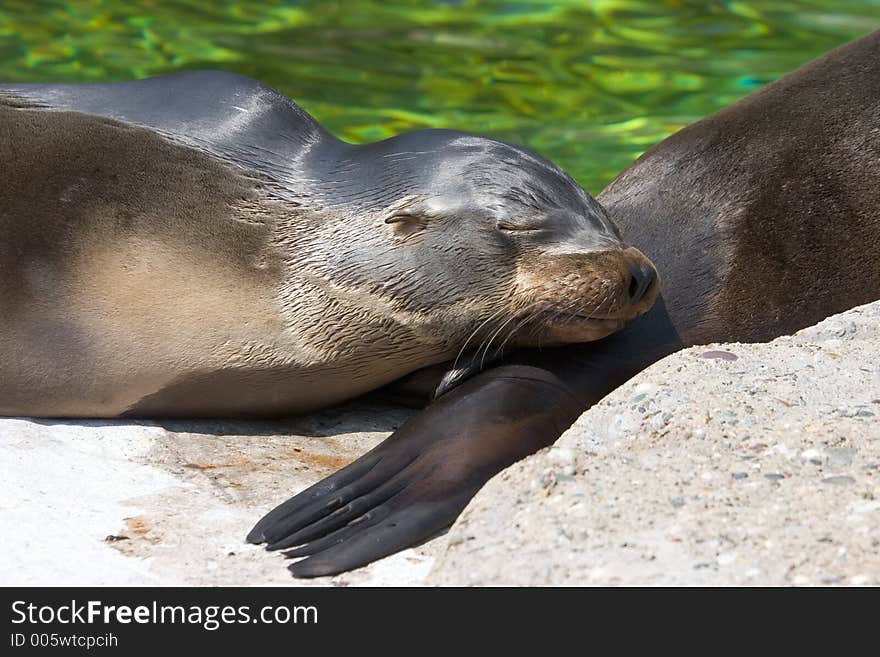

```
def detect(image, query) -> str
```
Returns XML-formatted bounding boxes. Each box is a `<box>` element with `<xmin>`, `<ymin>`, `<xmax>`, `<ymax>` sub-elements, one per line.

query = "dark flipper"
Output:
<box><xmin>247</xmin><ymin>365</ymin><xmax>585</xmax><ymax>578</ymax></box>
<box><xmin>250</xmin><ymin>303</ymin><xmax>680</xmax><ymax>578</ymax></box>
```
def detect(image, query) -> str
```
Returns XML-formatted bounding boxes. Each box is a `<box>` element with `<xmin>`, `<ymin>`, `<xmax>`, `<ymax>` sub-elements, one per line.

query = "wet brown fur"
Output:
<box><xmin>602</xmin><ymin>31</ymin><xmax>880</xmax><ymax>344</ymax></box>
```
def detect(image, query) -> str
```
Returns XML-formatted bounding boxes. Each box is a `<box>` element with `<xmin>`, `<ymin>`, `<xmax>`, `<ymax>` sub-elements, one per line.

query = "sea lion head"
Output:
<box><xmin>296</xmin><ymin>129</ymin><xmax>659</xmax><ymax>364</ymax></box>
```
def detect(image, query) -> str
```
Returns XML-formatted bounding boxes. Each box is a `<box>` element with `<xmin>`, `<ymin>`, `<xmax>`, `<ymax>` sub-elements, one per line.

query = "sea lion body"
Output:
<box><xmin>0</xmin><ymin>73</ymin><xmax>657</xmax><ymax>417</ymax></box>
<box><xmin>603</xmin><ymin>30</ymin><xmax>880</xmax><ymax>347</ymax></box>
<box><xmin>1</xmin><ymin>97</ymin><xmax>305</xmax><ymax>417</ymax></box>
<box><xmin>249</xmin><ymin>30</ymin><xmax>880</xmax><ymax>577</ymax></box>
<box><xmin>521</xmin><ymin>26</ymin><xmax>880</xmax><ymax>386</ymax></box>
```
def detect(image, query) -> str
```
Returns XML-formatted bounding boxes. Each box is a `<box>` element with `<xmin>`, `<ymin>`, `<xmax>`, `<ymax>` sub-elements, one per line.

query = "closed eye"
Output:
<box><xmin>385</xmin><ymin>212</ymin><xmax>424</xmax><ymax>225</ymax></box>
<box><xmin>496</xmin><ymin>221</ymin><xmax>543</xmax><ymax>232</ymax></box>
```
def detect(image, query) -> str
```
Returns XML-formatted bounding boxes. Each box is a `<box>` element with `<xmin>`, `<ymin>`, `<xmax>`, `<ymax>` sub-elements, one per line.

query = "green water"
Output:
<box><xmin>1</xmin><ymin>1</ymin><xmax>878</xmax><ymax>192</ymax></box>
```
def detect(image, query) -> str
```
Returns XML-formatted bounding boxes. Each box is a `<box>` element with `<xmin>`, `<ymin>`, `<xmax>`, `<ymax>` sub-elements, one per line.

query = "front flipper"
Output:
<box><xmin>247</xmin><ymin>365</ymin><xmax>584</xmax><ymax>578</ymax></box>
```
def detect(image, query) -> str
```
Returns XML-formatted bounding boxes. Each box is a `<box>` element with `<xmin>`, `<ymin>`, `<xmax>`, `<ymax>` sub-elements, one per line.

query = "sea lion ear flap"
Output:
<box><xmin>381</xmin><ymin>196</ymin><xmax>430</xmax><ymax>231</ymax></box>
<box><xmin>383</xmin><ymin>209</ymin><xmax>423</xmax><ymax>225</ymax></box>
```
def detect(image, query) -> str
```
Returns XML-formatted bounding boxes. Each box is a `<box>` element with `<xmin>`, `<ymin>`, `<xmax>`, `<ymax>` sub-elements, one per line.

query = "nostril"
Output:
<box><xmin>628</xmin><ymin>270</ymin><xmax>641</xmax><ymax>300</ymax></box>
<box><xmin>628</xmin><ymin>260</ymin><xmax>657</xmax><ymax>304</ymax></box>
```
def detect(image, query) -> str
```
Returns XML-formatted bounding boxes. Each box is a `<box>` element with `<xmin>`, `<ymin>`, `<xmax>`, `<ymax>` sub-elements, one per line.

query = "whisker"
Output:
<box><xmin>494</xmin><ymin>305</ymin><xmax>554</xmax><ymax>356</ymax></box>
<box><xmin>450</xmin><ymin>305</ymin><xmax>509</xmax><ymax>372</ymax></box>
<box><xmin>478</xmin><ymin>299</ymin><xmax>546</xmax><ymax>370</ymax></box>
<box><xmin>451</xmin><ymin>276</ymin><xmax>623</xmax><ymax>372</ymax></box>
<box><xmin>449</xmin><ymin>282</ymin><xmax>548</xmax><ymax>372</ymax></box>
<box><xmin>495</xmin><ymin>287</ymin><xmax>607</xmax><ymax>359</ymax></box>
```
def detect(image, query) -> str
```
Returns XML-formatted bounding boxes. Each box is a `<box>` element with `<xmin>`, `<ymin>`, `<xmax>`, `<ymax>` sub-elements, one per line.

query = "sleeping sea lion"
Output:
<box><xmin>0</xmin><ymin>72</ymin><xmax>657</xmax><ymax>418</ymax></box>
<box><xmin>250</xmin><ymin>29</ymin><xmax>880</xmax><ymax>578</ymax></box>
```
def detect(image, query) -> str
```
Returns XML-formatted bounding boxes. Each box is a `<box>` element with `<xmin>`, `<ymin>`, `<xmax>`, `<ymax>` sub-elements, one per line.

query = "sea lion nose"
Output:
<box><xmin>627</xmin><ymin>258</ymin><xmax>657</xmax><ymax>304</ymax></box>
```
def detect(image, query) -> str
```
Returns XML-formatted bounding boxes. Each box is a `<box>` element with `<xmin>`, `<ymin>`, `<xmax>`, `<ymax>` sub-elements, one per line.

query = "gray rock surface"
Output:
<box><xmin>0</xmin><ymin>401</ymin><xmax>444</xmax><ymax>586</ymax></box>
<box><xmin>430</xmin><ymin>301</ymin><xmax>880</xmax><ymax>586</ymax></box>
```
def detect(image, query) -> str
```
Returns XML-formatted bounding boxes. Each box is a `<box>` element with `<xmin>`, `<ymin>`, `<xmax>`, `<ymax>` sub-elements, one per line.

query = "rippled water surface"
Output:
<box><xmin>1</xmin><ymin>1</ymin><xmax>878</xmax><ymax>192</ymax></box>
